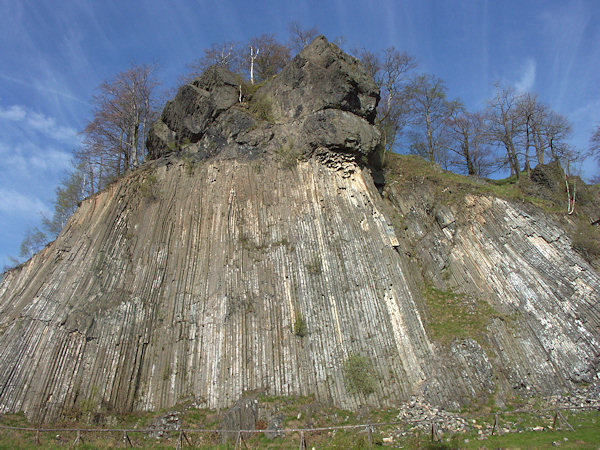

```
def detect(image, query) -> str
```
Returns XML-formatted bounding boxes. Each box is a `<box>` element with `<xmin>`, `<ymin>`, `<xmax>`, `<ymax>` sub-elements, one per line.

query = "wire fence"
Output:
<box><xmin>0</xmin><ymin>404</ymin><xmax>598</xmax><ymax>448</ymax></box>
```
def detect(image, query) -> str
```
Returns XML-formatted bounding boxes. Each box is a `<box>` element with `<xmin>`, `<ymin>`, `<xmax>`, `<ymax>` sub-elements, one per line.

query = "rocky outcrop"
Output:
<box><xmin>146</xmin><ymin>35</ymin><xmax>380</xmax><ymax>167</ymax></box>
<box><xmin>260</xmin><ymin>35</ymin><xmax>379</xmax><ymax>123</ymax></box>
<box><xmin>0</xmin><ymin>37</ymin><xmax>598</xmax><ymax>424</ymax></box>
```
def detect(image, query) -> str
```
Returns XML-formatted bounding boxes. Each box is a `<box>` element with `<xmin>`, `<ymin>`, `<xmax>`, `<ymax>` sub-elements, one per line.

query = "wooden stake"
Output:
<box><xmin>431</xmin><ymin>422</ymin><xmax>439</xmax><ymax>442</ymax></box>
<box><xmin>491</xmin><ymin>413</ymin><xmax>500</xmax><ymax>435</ymax></box>
<box><xmin>73</xmin><ymin>429</ymin><xmax>83</xmax><ymax>445</ymax></box>
<box><xmin>234</xmin><ymin>431</ymin><xmax>249</xmax><ymax>450</ymax></box>
<box><xmin>122</xmin><ymin>431</ymin><xmax>133</xmax><ymax>447</ymax></box>
<box><xmin>299</xmin><ymin>430</ymin><xmax>307</xmax><ymax>449</ymax></box>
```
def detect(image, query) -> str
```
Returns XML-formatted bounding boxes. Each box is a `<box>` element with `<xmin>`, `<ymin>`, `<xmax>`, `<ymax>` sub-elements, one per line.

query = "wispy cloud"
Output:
<box><xmin>0</xmin><ymin>73</ymin><xmax>88</xmax><ymax>107</ymax></box>
<box><xmin>0</xmin><ymin>104</ymin><xmax>79</xmax><ymax>142</ymax></box>
<box><xmin>0</xmin><ymin>188</ymin><xmax>50</xmax><ymax>216</ymax></box>
<box><xmin>0</xmin><ymin>141</ymin><xmax>73</xmax><ymax>175</ymax></box>
<box><xmin>514</xmin><ymin>58</ymin><xmax>536</xmax><ymax>93</ymax></box>
<box><xmin>0</xmin><ymin>105</ymin><xmax>27</xmax><ymax>121</ymax></box>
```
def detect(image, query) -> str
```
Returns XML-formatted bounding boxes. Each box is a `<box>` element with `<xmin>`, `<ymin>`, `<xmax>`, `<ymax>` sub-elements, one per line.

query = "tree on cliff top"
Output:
<box><xmin>80</xmin><ymin>64</ymin><xmax>159</xmax><ymax>194</ymax></box>
<box><xmin>590</xmin><ymin>126</ymin><xmax>600</xmax><ymax>182</ymax></box>
<box><xmin>356</xmin><ymin>46</ymin><xmax>417</xmax><ymax>163</ymax></box>
<box><xmin>288</xmin><ymin>21</ymin><xmax>319</xmax><ymax>53</ymax></box>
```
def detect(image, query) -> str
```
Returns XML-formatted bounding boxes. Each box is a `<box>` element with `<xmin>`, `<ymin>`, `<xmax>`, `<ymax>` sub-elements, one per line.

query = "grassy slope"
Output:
<box><xmin>1</xmin><ymin>398</ymin><xmax>598</xmax><ymax>448</ymax></box>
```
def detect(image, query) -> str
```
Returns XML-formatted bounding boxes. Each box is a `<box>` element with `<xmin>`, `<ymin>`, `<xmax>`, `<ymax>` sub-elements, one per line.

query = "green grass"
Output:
<box><xmin>422</xmin><ymin>283</ymin><xmax>499</xmax><ymax>345</ymax></box>
<box><xmin>248</xmin><ymin>94</ymin><xmax>274</xmax><ymax>123</ymax></box>
<box><xmin>131</xmin><ymin>171</ymin><xmax>159</xmax><ymax>201</ymax></box>
<box><xmin>1</xmin><ymin>403</ymin><xmax>597</xmax><ymax>449</ymax></box>
<box><xmin>343</xmin><ymin>354</ymin><xmax>376</xmax><ymax>395</ymax></box>
<box><xmin>275</xmin><ymin>140</ymin><xmax>302</xmax><ymax>169</ymax></box>
<box><xmin>450</xmin><ymin>410</ymin><xmax>600</xmax><ymax>449</ymax></box>
<box><xmin>305</xmin><ymin>256</ymin><xmax>322</xmax><ymax>275</ymax></box>
<box><xmin>383</xmin><ymin>154</ymin><xmax>585</xmax><ymax>213</ymax></box>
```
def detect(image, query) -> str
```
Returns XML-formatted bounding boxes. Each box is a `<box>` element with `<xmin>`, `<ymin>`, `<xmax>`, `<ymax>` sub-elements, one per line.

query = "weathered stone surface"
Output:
<box><xmin>146</xmin><ymin>36</ymin><xmax>381</xmax><ymax>163</ymax></box>
<box><xmin>260</xmin><ymin>35</ymin><xmax>379</xmax><ymax>122</ymax></box>
<box><xmin>1</xmin><ymin>154</ymin><xmax>598</xmax><ymax>424</ymax></box>
<box><xmin>147</xmin><ymin>66</ymin><xmax>241</xmax><ymax>158</ymax></box>
<box><xmin>301</xmin><ymin>109</ymin><xmax>380</xmax><ymax>154</ymax></box>
<box><xmin>384</xmin><ymin>181</ymin><xmax>600</xmax><ymax>405</ymax></box>
<box><xmin>220</xmin><ymin>396</ymin><xmax>258</xmax><ymax>441</ymax></box>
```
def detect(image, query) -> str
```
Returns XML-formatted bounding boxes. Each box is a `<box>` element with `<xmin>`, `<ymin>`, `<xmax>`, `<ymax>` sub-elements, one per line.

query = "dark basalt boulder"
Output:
<box><xmin>301</xmin><ymin>109</ymin><xmax>380</xmax><ymax>155</ymax></box>
<box><xmin>147</xmin><ymin>66</ymin><xmax>241</xmax><ymax>159</ymax></box>
<box><xmin>260</xmin><ymin>35</ymin><xmax>379</xmax><ymax>123</ymax></box>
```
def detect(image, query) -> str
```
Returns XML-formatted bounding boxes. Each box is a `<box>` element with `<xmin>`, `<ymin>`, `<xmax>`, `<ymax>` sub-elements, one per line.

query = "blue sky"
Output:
<box><xmin>1</xmin><ymin>0</ymin><xmax>599</xmax><ymax>269</ymax></box>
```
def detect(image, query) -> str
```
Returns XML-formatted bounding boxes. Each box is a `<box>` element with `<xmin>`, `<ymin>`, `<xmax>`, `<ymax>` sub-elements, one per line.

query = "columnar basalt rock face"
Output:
<box><xmin>384</xmin><ymin>183</ymin><xmax>600</xmax><ymax>403</ymax></box>
<box><xmin>0</xmin><ymin>37</ymin><xmax>599</xmax><ymax>423</ymax></box>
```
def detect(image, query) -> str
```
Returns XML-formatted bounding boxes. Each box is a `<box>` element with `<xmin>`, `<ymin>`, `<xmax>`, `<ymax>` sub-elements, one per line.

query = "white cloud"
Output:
<box><xmin>29</xmin><ymin>148</ymin><xmax>72</xmax><ymax>170</ymax></box>
<box><xmin>0</xmin><ymin>141</ymin><xmax>73</xmax><ymax>173</ymax></box>
<box><xmin>0</xmin><ymin>105</ymin><xmax>26</xmax><ymax>121</ymax></box>
<box><xmin>514</xmin><ymin>59</ymin><xmax>536</xmax><ymax>93</ymax></box>
<box><xmin>0</xmin><ymin>188</ymin><xmax>50</xmax><ymax>216</ymax></box>
<box><xmin>0</xmin><ymin>104</ymin><xmax>78</xmax><ymax>143</ymax></box>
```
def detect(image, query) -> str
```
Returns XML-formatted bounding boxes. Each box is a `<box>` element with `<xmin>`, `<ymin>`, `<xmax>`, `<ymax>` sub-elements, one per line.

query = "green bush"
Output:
<box><xmin>294</xmin><ymin>311</ymin><xmax>307</xmax><ymax>337</ymax></box>
<box><xmin>343</xmin><ymin>354</ymin><xmax>376</xmax><ymax>395</ymax></box>
<box><xmin>276</xmin><ymin>140</ymin><xmax>302</xmax><ymax>169</ymax></box>
<box><xmin>571</xmin><ymin>222</ymin><xmax>600</xmax><ymax>260</ymax></box>
<box><xmin>138</xmin><ymin>173</ymin><xmax>159</xmax><ymax>200</ymax></box>
<box><xmin>306</xmin><ymin>256</ymin><xmax>322</xmax><ymax>275</ymax></box>
<box><xmin>182</xmin><ymin>154</ymin><xmax>196</xmax><ymax>176</ymax></box>
<box><xmin>249</xmin><ymin>94</ymin><xmax>274</xmax><ymax>122</ymax></box>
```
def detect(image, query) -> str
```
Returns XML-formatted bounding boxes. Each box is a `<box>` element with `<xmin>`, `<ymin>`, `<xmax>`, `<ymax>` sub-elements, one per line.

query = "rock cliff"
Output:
<box><xmin>0</xmin><ymin>37</ymin><xmax>598</xmax><ymax>423</ymax></box>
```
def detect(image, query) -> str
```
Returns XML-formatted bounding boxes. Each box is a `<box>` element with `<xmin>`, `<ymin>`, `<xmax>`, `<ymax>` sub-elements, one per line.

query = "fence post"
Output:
<box><xmin>555</xmin><ymin>408</ymin><xmax>574</xmax><ymax>431</ymax></box>
<box><xmin>122</xmin><ymin>431</ymin><xmax>133</xmax><ymax>447</ymax></box>
<box><xmin>73</xmin><ymin>429</ymin><xmax>83</xmax><ymax>445</ymax></box>
<box><xmin>234</xmin><ymin>430</ymin><xmax>249</xmax><ymax>449</ymax></box>
<box><xmin>431</xmin><ymin>422</ymin><xmax>439</xmax><ymax>442</ymax></box>
<box><xmin>35</xmin><ymin>429</ymin><xmax>40</xmax><ymax>445</ymax></box>
<box><xmin>367</xmin><ymin>425</ymin><xmax>373</xmax><ymax>447</ymax></box>
<box><xmin>176</xmin><ymin>430</ymin><xmax>183</xmax><ymax>449</ymax></box>
<box><xmin>491</xmin><ymin>413</ymin><xmax>499</xmax><ymax>435</ymax></box>
<box><xmin>182</xmin><ymin>430</ymin><xmax>192</xmax><ymax>447</ymax></box>
<box><xmin>299</xmin><ymin>430</ymin><xmax>307</xmax><ymax>450</ymax></box>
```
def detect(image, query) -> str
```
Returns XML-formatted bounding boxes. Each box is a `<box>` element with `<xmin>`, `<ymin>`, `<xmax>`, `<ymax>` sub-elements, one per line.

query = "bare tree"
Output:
<box><xmin>247</xmin><ymin>34</ymin><xmax>290</xmax><ymax>83</ymax></box>
<box><xmin>355</xmin><ymin>48</ymin><xmax>380</xmax><ymax>80</ymax></box>
<box><xmin>378</xmin><ymin>48</ymin><xmax>417</xmax><ymax>162</ymax></box>
<box><xmin>516</xmin><ymin>92</ymin><xmax>540</xmax><ymax>175</ymax></box>
<box><xmin>184</xmin><ymin>41</ymin><xmax>241</xmax><ymax>81</ymax></box>
<box><xmin>544</xmin><ymin>110</ymin><xmax>572</xmax><ymax>162</ymax></box>
<box><xmin>406</xmin><ymin>74</ymin><xmax>459</xmax><ymax>165</ymax></box>
<box><xmin>249</xmin><ymin>46</ymin><xmax>259</xmax><ymax>85</ymax></box>
<box><xmin>356</xmin><ymin>47</ymin><xmax>417</xmax><ymax>163</ymax></box>
<box><xmin>288</xmin><ymin>22</ymin><xmax>319</xmax><ymax>53</ymax></box>
<box><xmin>446</xmin><ymin>109</ymin><xmax>493</xmax><ymax>176</ymax></box>
<box><xmin>82</xmin><ymin>64</ymin><xmax>159</xmax><ymax>184</ymax></box>
<box><xmin>19</xmin><ymin>227</ymin><xmax>48</xmax><ymax>260</ymax></box>
<box><xmin>486</xmin><ymin>84</ymin><xmax>523</xmax><ymax>179</ymax></box>
<box><xmin>590</xmin><ymin>126</ymin><xmax>600</xmax><ymax>181</ymax></box>
<box><xmin>591</xmin><ymin>126</ymin><xmax>600</xmax><ymax>156</ymax></box>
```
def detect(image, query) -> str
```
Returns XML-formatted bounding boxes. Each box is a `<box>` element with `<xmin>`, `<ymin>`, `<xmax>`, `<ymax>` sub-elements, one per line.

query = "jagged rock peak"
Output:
<box><xmin>146</xmin><ymin>35</ymin><xmax>381</xmax><ymax>164</ymax></box>
<box><xmin>261</xmin><ymin>35</ymin><xmax>380</xmax><ymax>122</ymax></box>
